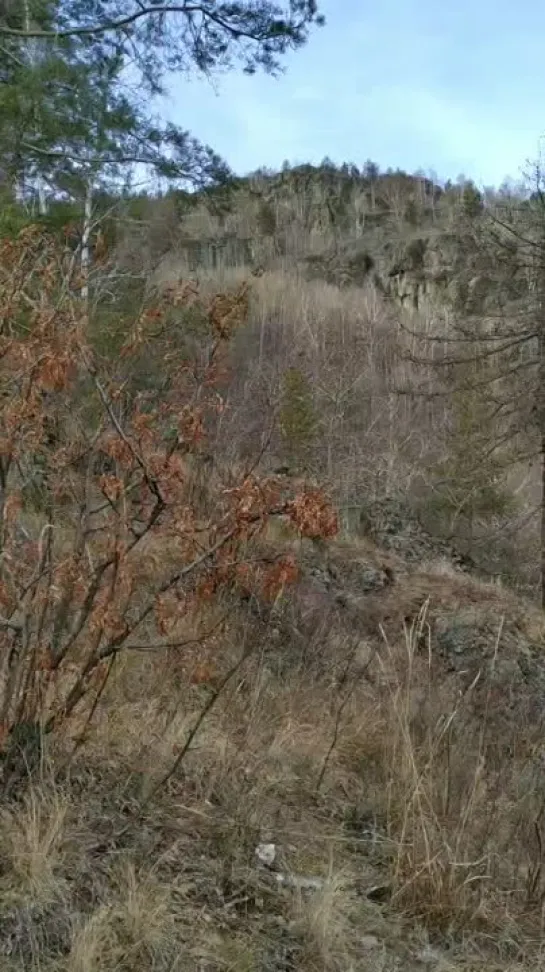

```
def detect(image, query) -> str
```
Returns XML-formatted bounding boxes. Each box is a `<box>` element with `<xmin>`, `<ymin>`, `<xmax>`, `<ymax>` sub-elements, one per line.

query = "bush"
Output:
<box><xmin>0</xmin><ymin>226</ymin><xmax>337</xmax><ymax>764</ymax></box>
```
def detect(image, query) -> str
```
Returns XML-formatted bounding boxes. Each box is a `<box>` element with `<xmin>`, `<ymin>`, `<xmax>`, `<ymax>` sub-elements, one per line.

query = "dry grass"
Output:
<box><xmin>0</xmin><ymin>786</ymin><xmax>72</xmax><ymax>908</ymax></box>
<box><xmin>1</xmin><ymin>544</ymin><xmax>545</xmax><ymax>971</ymax></box>
<box><xmin>380</xmin><ymin>608</ymin><xmax>498</xmax><ymax>929</ymax></box>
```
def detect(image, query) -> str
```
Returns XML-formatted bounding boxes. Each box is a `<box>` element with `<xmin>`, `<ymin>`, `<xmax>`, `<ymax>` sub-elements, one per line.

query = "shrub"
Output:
<box><xmin>0</xmin><ymin>226</ymin><xmax>337</xmax><ymax>762</ymax></box>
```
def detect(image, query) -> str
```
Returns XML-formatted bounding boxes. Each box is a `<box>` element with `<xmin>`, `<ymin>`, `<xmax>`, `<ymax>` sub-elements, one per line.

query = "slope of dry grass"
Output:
<box><xmin>2</xmin><ymin>529</ymin><xmax>545</xmax><ymax>971</ymax></box>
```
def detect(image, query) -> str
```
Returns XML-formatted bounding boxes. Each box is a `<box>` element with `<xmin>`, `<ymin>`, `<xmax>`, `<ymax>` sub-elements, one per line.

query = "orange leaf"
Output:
<box><xmin>286</xmin><ymin>490</ymin><xmax>338</xmax><ymax>540</ymax></box>
<box><xmin>99</xmin><ymin>474</ymin><xmax>125</xmax><ymax>502</ymax></box>
<box><xmin>190</xmin><ymin>662</ymin><xmax>216</xmax><ymax>685</ymax></box>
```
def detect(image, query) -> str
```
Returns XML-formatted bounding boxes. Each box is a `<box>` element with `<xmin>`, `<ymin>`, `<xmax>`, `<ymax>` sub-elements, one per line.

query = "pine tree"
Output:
<box><xmin>1</xmin><ymin>1</ymin><xmax>325</xmax><ymax>211</ymax></box>
<box><xmin>0</xmin><ymin>0</ymin><xmax>230</xmax><ymax>210</ymax></box>
<box><xmin>429</xmin><ymin>365</ymin><xmax>515</xmax><ymax>545</ymax></box>
<box><xmin>0</xmin><ymin>2</ymin><xmax>325</xmax><ymax>95</ymax></box>
<box><xmin>279</xmin><ymin>367</ymin><xmax>316</xmax><ymax>471</ymax></box>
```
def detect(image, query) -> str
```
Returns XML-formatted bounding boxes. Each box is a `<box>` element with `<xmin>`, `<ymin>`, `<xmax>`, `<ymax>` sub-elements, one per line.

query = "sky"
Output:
<box><xmin>160</xmin><ymin>0</ymin><xmax>545</xmax><ymax>190</ymax></box>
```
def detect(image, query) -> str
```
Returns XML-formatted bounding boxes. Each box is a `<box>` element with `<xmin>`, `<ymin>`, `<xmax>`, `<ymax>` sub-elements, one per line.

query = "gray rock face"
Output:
<box><xmin>301</xmin><ymin>224</ymin><xmax>528</xmax><ymax>318</ymax></box>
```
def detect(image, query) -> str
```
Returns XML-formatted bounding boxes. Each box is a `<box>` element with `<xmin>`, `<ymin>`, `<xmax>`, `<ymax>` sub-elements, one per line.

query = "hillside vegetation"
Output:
<box><xmin>2</xmin><ymin>159</ymin><xmax>545</xmax><ymax>972</ymax></box>
<box><xmin>105</xmin><ymin>161</ymin><xmax>541</xmax><ymax>598</ymax></box>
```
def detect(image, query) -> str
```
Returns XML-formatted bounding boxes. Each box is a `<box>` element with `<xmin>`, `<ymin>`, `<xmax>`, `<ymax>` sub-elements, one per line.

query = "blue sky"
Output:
<box><xmin>160</xmin><ymin>0</ymin><xmax>545</xmax><ymax>189</ymax></box>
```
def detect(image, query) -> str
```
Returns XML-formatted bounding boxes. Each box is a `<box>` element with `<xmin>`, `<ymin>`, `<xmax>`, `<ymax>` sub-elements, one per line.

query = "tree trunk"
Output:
<box><xmin>540</xmin><ymin>340</ymin><xmax>545</xmax><ymax>609</ymax></box>
<box><xmin>541</xmin><ymin>430</ymin><xmax>545</xmax><ymax>609</ymax></box>
<box><xmin>539</xmin><ymin>320</ymin><xmax>545</xmax><ymax>608</ymax></box>
<box><xmin>23</xmin><ymin>0</ymin><xmax>47</xmax><ymax>216</ymax></box>
<box><xmin>80</xmin><ymin>183</ymin><xmax>93</xmax><ymax>306</ymax></box>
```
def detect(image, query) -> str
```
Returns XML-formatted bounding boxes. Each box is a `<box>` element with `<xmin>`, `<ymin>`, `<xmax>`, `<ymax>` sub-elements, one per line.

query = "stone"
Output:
<box><xmin>256</xmin><ymin>842</ymin><xmax>277</xmax><ymax>868</ymax></box>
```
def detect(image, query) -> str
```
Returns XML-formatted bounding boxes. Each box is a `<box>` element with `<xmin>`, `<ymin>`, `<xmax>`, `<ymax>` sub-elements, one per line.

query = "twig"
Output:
<box><xmin>315</xmin><ymin>644</ymin><xmax>376</xmax><ymax>793</ymax></box>
<box><xmin>122</xmin><ymin>610</ymin><xmax>229</xmax><ymax>652</ymax></box>
<box><xmin>113</xmin><ymin>633</ymin><xmax>254</xmax><ymax>844</ymax></box>
<box><xmin>62</xmin><ymin>654</ymin><xmax>116</xmax><ymax>770</ymax></box>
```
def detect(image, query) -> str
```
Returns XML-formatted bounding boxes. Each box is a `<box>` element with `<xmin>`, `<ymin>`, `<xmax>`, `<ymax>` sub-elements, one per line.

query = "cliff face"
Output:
<box><xmin>303</xmin><ymin>226</ymin><xmax>527</xmax><ymax>316</ymax></box>
<box><xmin>146</xmin><ymin>166</ymin><xmax>527</xmax><ymax>320</ymax></box>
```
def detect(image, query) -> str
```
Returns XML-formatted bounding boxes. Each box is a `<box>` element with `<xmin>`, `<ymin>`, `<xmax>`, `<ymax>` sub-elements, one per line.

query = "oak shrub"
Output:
<box><xmin>0</xmin><ymin>226</ymin><xmax>337</xmax><ymax>762</ymax></box>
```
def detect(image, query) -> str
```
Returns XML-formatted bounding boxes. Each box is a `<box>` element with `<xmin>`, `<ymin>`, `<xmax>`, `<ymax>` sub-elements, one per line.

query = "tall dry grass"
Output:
<box><xmin>2</xmin><ymin>563</ymin><xmax>545</xmax><ymax>969</ymax></box>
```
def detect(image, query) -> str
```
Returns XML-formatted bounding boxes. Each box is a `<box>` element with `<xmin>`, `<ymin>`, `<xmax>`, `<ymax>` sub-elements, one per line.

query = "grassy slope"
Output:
<box><xmin>2</xmin><ymin>530</ymin><xmax>545</xmax><ymax>970</ymax></box>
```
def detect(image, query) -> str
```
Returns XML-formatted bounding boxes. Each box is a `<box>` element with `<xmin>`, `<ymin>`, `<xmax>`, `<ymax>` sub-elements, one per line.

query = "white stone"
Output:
<box><xmin>255</xmin><ymin>842</ymin><xmax>276</xmax><ymax>867</ymax></box>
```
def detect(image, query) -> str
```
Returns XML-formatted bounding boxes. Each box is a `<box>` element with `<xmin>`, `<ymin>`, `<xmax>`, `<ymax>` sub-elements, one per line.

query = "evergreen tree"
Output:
<box><xmin>407</xmin><ymin>159</ymin><xmax>545</xmax><ymax>604</ymax></box>
<box><xmin>279</xmin><ymin>367</ymin><xmax>316</xmax><ymax>471</ymax></box>
<box><xmin>0</xmin><ymin>2</ymin><xmax>324</xmax><ymax>94</ymax></box>
<box><xmin>0</xmin><ymin>0</ymin><xmax>229</xmax><ymax>209</ymax></box>
<box><xmin>1</xmin><ymin>1</ymin><xmax>324</xmax><ymax>210</ymax></box>
<box><xmin>429</xmin><ymin>366</ymin><xmax>515</xmax><ymax>545</ymax></box>
<box><xmin>461</xmin><ymin>180</ymin><xmax>484</xmax><ymax>219</ymax></box>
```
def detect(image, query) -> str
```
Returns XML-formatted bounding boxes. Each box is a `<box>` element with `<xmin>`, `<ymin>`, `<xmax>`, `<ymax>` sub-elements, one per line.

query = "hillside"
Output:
<box><xmin>1</xmin><ymin>166</ymin><xmax>544</xmax><ymax>971</ymax></box>
<box><xmin>116</xmin><ymin>164</ymin><xmax>526</xmax><ymax>315</ymax></box>
<box><xmin>125</xmin><ymin>162</ymin><xmax>539</xmax><ymax>595</ymax></box>
<box><xmin>6</xmin><ymin>0</ymin><xmax>545</xmax><ymax>967</ymax></box>
<box><xmin>2</xmin><ymin>522</ymin><xmax>545</xmax><ymax>971</ymax></box>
